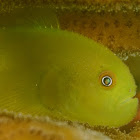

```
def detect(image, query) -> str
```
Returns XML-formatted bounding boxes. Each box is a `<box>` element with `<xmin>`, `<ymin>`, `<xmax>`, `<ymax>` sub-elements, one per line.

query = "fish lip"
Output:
<box><xmin>119</xmin><ymin>93</ymin><xmax>137</xmax><ymax>105</ymax></box>
<box><xmin>133</xmin><ymin>94</ymin><xmax>138</xmax><ymax>99</ymax></box>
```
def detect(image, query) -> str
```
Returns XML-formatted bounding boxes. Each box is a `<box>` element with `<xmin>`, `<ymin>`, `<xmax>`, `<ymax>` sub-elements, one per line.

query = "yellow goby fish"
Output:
<box><xmin>0</xmin><ymin>27</ymin><xmax>138</xmax><ymax>127</ymax></box>
<box><xmin>0</xmin><ymin>5</ymin><xmax>137</xmax><ymax>128</ymax></box>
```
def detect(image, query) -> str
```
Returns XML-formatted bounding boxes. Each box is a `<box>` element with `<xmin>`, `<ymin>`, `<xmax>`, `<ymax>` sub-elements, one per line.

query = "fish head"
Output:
<box><xmin>39</xmin><ymin>31</ymin><xmax>138</xmax><ymax>127</ymax></box>
<box><xmin>68</xmin><ymin>49</ymin><xmax>138</xmax><ymax>127</ymax></box>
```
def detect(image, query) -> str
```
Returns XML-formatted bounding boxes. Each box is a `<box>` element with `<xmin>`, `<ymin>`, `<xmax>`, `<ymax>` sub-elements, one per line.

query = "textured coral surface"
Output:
<box><xmin>0</xmin><ymin>0</ymin><xmax>140</xmax><ymax>53</ymax></box>
<box><xmin>0</xmin><ymin>0</ymin><xmax>140</xmax><ymax>52</ymax></box>
<box><xmin>0</xmin><ymin>115</ymin><xmax>110</xmax><ymax>140</ymax></box>
<box><xmin>0</xmin><ymin>114</ymin><xmax>140</xmax><ymax>140</ymax></box>
<box><xmin>58</xmin><ymin>11</ymin><xmax>140</xmax><ymax>53</ymax></box>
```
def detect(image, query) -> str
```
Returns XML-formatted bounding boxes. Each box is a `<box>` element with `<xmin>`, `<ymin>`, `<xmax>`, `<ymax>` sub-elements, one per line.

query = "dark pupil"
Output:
<box><xmin>104</xmin><ymin>78</ymin><xmax>111</xmax><ymax>85</ymax></box>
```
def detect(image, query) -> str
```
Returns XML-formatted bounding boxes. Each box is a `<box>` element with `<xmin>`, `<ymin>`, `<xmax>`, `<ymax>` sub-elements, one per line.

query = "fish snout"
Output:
<box><xmin>119</xmin><ymin>92</ymin><xmax>137</xmax><ymax>105</ymax></box>
<box><xmin>132</xmin><ymin>93</ymin><xmax>140</xmax><ymax>121</ymax></box>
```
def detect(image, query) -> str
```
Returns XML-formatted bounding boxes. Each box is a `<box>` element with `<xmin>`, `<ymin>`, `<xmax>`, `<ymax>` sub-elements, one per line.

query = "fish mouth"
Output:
<box><xmin>119</xmin><ymin>93</ymin><xmax>138</xmax><ymax>105</ymax></box>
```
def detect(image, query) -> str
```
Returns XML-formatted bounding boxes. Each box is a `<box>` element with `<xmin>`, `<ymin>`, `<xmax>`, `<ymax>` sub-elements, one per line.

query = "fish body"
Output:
<box><xmin>0</xmin><ymin>28</ymin><xmax>137</xmax><ymax>127</ymax></box>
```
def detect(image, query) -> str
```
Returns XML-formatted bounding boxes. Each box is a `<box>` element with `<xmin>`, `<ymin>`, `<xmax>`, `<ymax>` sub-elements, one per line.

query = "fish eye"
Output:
<box><xmin>102</xmin><ymin>76</ymin><xmax>112</xmax><ymax>87</ymax></box>
<box><xmin>99</xmin><ymin>71</ymin><xmax>116</xmax><ymax>88</ymax></box>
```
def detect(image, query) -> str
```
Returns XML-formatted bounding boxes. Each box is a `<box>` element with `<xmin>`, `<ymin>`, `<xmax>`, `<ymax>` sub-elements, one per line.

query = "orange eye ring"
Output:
<box><xmin>99</xmin><ymin>71</ymin><xmax>116</xmax><ymax>89</ymax></box>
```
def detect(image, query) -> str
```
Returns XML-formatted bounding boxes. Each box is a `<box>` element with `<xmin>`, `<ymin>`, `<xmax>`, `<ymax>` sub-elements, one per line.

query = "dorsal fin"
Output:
<box><xmin>0</xmin><ymin>6</ymin><xmax>59</xmax><ymax>31</ymax></box>
<box><xmin>23</xmin><ymin>6</ymin><xmax>60</xmax><ymax>30</ymax></box>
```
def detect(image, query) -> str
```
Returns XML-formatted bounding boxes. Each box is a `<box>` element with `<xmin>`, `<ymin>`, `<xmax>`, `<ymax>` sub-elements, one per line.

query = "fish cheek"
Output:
<box><xmin>96</xmin><ymin>71</ymin><xmax>118</xmax><ymax>110</ymax></box>
<box><xmin>38</xmin><ymin>67</ymin><xmax>76</xmax><ymax>113</ymax></box>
